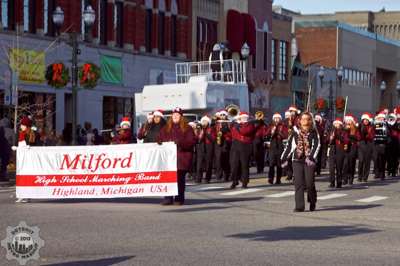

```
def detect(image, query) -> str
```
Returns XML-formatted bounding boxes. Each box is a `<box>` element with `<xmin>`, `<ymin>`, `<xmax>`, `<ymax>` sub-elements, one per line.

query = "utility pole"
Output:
<box><xmin>70</xmin><ymin>32</ymin><xmax>80</xmax><ymax>145</ymax></box>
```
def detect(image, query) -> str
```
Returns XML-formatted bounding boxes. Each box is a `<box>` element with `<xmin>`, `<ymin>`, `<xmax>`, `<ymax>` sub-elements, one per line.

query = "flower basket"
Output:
<box><xmin>45</xmin><ymin>63</ymin><xmax>69</xmax><ymax>88</ymax></box>
<box><xmin>79</xmin><ymin>62</ymin><xmax>100</xmax><ymax>89</ymax></box>
<box><xmin>336</xmin><ymin>96</ymin><xmax>346</xmax><ymax>112</ymax></box>
<box><xmin>314</xmin><ymin>97</ymin><xmax>328</xmax><ymax>112</ymax></box>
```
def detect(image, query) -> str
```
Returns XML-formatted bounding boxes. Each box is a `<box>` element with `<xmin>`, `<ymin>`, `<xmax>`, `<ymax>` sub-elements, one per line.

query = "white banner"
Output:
<box><xmin>16</xmin><ymin>143</ymin><xmax>178</xmax><ymax>199</ymax></box>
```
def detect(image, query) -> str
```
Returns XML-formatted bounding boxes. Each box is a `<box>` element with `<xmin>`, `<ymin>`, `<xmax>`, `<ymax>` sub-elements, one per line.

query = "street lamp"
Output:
<box><xmin>318</xmin><ymin>66</ymin><xmax>325</xmax><ymax>85</ymax></box>
<box><xmin>83</xmin><ymin>5</ymin><xmax>96</xmax><ymax>42</ymax></box>
<box><xmin>380</xmin><ymin>81</ymin><xmax>386</xmax><ymax>107</ymax></box>
<box><xmin>53</xmin><ymin>6</ymin><xmax>96</xmax><ymax>145</ymax></box>
<box><xmin>337</xmin><ymin>66</ymin><xmax>343</xmax><ymax>87</ymax></box>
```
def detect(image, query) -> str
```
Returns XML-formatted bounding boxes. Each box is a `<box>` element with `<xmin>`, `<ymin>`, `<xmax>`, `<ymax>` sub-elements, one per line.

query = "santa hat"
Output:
<box><xmin>153</xmin><ymin>110</ymin><xmax>164</xmax><ymax>117</ymax></box>
<box><xmin>284</xmin><ymin>110</ymin><xmax>291</xmax><ymax>119</ymax></box>
<box><xmin>272</xmin><ymin>113</ymin><xmax>282</xmax><ymax>120</ymax></box>
<box><xmin>344</xmin><ymin>114</ymin><xmax>356</xmax><ymax>123</ymax></box>
<box><xmin>333</xmin><ymin>118</ymin><xmax>343</xmax><ymax>126</ymax></box>
<box><xmin>20</xmin><ymin>116</ymin><xmax>32</xmax><ymax>127</ymax></box>
<box><xmin>375</xmin><ymin>112</ymin><xmax>386</xmax><ymax>120</ymax></box>
<box><xmin>188</xmin><ymin>122</ymin><xmax>196</xmax><ymax>127</ymax></box>
<box><xmin>172</xmin><ymin>107</ymin><xmax>183</xmax><ymax>115</ymax></box>
<box><xmin>120</xmin><ymin>117</ymin><xmax>131</xmax><ymax>128</ymax></box>
<box><xmin>236</xmin><ymin>111</ymin><xmax>249</xmax><ymax>119</ymax></box>
<box><xmin>218</xmin><ymin>109</ymin><xmax>228</xmax><ymax>116</ymax></box>
<box><xmin>200</xmin><ymin>115</ymin><xmax>211</xmax><ymax>124</ymax></box>
<box><xmin>147</xmin><ymin>112</ymin><xmax>154</xmax><ymax>119</ymax></box>
<box><xmin>361</xmin><ymin>113</ymin><xmax>373</xmax><ymax>122</ymax></box>
<box><xmin>288</xmin><ymin>105</ymin><xmax>297</xmax><ymax>112</ymax></box>
<box><xmin>315</xmin><ymin>114</ymin><xmax>322</xmax><ymax>122</ymax></box>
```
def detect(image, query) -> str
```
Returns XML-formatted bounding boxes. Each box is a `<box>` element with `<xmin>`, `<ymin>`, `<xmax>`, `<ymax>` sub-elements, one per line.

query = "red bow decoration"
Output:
<box><xmin>52</xmin><ymin>63</ymin><xmax>63</xmax><ymax>82</ymax></box>
<box><xmin>81</xmin><ymin>63</ymin><xmax>92</xmax><ymax>82</ymax></box>
<box><xmin>336</xmin><ymin>96</ymin><xmax>346</xmax><ymax>112</ymax></box>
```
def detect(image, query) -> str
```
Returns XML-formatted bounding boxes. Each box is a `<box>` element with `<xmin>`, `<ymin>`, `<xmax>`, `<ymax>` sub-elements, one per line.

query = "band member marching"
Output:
<box><xmin>253</xmin><ymin>111</ymin><xmax>268</xmax><ymax>174</ymax></box>
<box><xmin>387</xmin><ymin>113</ymin><xmax>399</xmax><ymax>177</ymax></box>
<box><xmin>373</xmin><ymin>112</ymin><xmax>389</xmax><ymax>180</ymax></box>
<box><xmin>214</xmin><ymin>110</ymin><xmax>232</xmax><ymax>181</ymax></box>
<box><xmin>230</xmin><ymin>111</ymin><xmax>256</xmax><ymax>189</ymax></box>
<box><xmin>314</xmin><ymin>114</ymin><xmax>328</xmax><ymax>176</ymax></box>
<box><xmin>265</xmin><ymin>113</ymin><xmax>288</xmax><ymax>185</ymax></box>
<box><xmin>343</xmin><ymin>114</ymin><xmax>360</xmax><ymax>185</ymax></box>
<box><xmin>358</xmin><ymin>113</ymin><xmax>375</xmax><ymax>182</ymax></box>
<box><xmin>328</xmin><ymin>118</ymin><xmax>350</xmax><ymax>188</ymax></box>
<box><xmin>281</xmin><ymin>112</ymin><xmax>320</xmax><ymax>212</ymax></box>
<box><xmin>195</xmin><ymin>115</ymin><xmax>216</xmax><ymax>183</ymax></box>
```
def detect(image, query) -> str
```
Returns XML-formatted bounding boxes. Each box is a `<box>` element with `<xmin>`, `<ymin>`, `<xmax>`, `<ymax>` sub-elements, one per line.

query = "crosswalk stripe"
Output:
<box><xmin>356</xmin><ymin>196</ymin><xmax>388</xmax><ymax>203</ymax></box>
<box><xmin>266</xmin><ymin>191</ymin><xmax>295</xmax><ymax>198</ymax></box>
<box><xmin>221</xmin><ymin>188</ymin><xmax>263</xmax><ymax>196</ymax></box>
<box><xmin>318</xmin><ymin>193</ymin><xmax>347</xmax><ymax>200</ymax></box>
<box><xmin>196</xmin><ymin>186</ymin><xmax>225</xmax><ymax>191</ymax></box>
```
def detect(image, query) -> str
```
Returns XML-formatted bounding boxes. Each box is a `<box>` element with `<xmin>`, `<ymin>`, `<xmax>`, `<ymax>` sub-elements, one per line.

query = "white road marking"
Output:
<box><xmin>318</xmin><ymin>193</ymin><xmax>347</xmax><ymax>200</ymax></box>
<box><xmin>356</xmin><ymin>196</ymin><xmax>388</xmax><ymax>203</ymax></box>
<box><xmin>266</xmin><ymin>191</ymin><xmax>295</xmax><ymax>198</ymax></box>
<box><xmin>221</xmin><ymin>188</ymin><xmax>263</xmax><ymax>196</ymax></box>
<box><xmin>196</xmin><ymin>186</ymin><xmax>225</xmax><ymax>191</ymax></box>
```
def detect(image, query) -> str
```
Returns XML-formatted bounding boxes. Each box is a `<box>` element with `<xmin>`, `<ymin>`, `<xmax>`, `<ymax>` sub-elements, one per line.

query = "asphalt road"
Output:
<box><xmin>0</xmin><ymin>172</ymin><xmax>399</xmax><ymax>266</ymax></box>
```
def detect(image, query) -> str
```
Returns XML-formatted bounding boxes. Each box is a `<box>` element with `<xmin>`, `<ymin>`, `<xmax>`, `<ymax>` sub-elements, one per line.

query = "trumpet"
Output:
<box><xmin>217</xmin><ymin>131</ymin><xmax>223</xmax><ymax>145</ymax></box>
<box><xmin>226</xmin><ymin>104</ymin><xmax>240</xmax><ymax>120</ymax></box>
<box><xmin>255</xmin><ymin>111</ymin><xmax>264</xmax><ymax>120</ymax></box>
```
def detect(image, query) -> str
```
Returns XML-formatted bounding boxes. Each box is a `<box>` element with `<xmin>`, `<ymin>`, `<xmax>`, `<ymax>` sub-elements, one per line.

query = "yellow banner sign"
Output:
<box><xmin>10</xmin><ymin>48</ymin><xmax>45</xmax><ymax>83</ymax></box>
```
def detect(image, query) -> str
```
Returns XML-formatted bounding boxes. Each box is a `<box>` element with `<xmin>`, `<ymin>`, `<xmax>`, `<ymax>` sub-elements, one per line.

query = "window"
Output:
<box><xmin>81</xmin><ymin>0</ymin><xmax>91</xmax><ymax>38</ymax></box>
<box><xmin>196</xmin><ymin>18</ymin><xmax>217</xmax><ymax>61</ymax></box>
<box><xmin>145</xmin><ymin>8</ymin><xmax>152</xmax><ymax>52</ymax></box>
<box><xmin>158</xmin><ymin>11</ymin><xmax>165</xmax><ymax>54</ymax></box>
<box><xmin>3</xmin><ymin>0</ymin><xmax>16</xmax><ymax>30</ymax></box>
<box><xmin>263</xmin><ymin>32</ymin><xmax>268</xmax><ymax>71</ymax></box>
<box><xmin>1</xmin><ymin>0</ymin><xmax>7</xmax><ymax>29</ymax></box>
<box><xmin>344</xmin><ymin>68</ymin><xmax>349</xmax><ymax>83</ymax></box>
<box><xmin>115</xmin><ymin>1</ymin><xmax>123</xmax><ymax>48</ymax></box>
<box><xmin>99</xmin><ymin>0</ymin><xmax>107</xmax><ymax>45</ymax></box>
<box><xmin>279</xmin><ymin>40</ymin><xmax>288</xmax><ymax>81</ymax></box>
<box><xmin>271</xmin><ymin>39</ymin><xmax>276</xmax><ymax>80</ymax></box>
<box><xmin>44</xmin><ymin>0</ymin><xmax>56</xmax><ymax>36</ymax></box>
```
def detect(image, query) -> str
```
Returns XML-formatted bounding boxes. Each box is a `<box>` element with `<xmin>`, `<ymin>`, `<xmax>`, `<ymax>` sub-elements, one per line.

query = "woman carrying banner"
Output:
<box><xmin>158</xmin><ymin>107</ymin><xmax>196</xmax><ymax>205</ymax></box>
<box><xmin>281</xmin><ymin>112</ymin><xmax>320</xmax><ymax>212</ymax></box>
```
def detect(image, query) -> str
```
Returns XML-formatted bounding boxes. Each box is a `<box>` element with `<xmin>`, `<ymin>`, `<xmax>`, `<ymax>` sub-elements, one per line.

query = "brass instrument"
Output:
<box><xmin>255</xmin><ymin>111</ymin><xmax>264</xmax><ymax>120</ymax></box>
<box><xmin>226</xmin><ymin>104</ymin><xmax>240</xmax><ymax>120</ymax></box>
<box><xmin>217</xmin><ymin>131</ymin><xmax>223</xmax><ymax>145</ymax></box>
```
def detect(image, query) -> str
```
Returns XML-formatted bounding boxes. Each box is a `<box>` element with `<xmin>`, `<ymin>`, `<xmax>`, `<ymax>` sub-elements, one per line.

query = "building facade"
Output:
<box><xmin>295</xmin><ymin>21</ymin><xmax>400</xmax><ymax>116</ymax></box>
<box><xmin>0</xmin><ymin>0</ymin><xmax>192</xmax><ymax>134</ymax></box>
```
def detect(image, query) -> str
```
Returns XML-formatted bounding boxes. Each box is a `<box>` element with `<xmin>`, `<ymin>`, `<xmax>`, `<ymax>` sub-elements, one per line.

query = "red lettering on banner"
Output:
<box><xmin>59</xmin><ymin>152</ymin><xmax>133</xmax><ymax>173</ymax></box>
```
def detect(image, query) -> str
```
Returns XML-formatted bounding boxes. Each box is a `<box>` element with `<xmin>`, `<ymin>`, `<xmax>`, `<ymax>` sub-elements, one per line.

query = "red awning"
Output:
<box><xmin>226</xmin><ymin>9</ymin><xmax>244</xmax><ymax>53</ymax></box>
<box><xmin>242</xmin><ymin>13</ymin><xmax>256</xmax><ymax>55</ymax></box>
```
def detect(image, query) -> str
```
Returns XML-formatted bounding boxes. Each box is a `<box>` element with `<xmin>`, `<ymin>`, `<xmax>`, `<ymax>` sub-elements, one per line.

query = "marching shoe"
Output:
<box><xmin>310</xmin><ymin>203</ymin><xmax>316</xmax><ymax>212</ymax></box>
<box><xmin>161</xmin><ymin>199</ymin><xmax>173</xmax><ymax>206</ymax></box>
<box><xmin>293</xmin><ymin>208</ymin><xmax>304</xmax><ymax>212</ymax></box>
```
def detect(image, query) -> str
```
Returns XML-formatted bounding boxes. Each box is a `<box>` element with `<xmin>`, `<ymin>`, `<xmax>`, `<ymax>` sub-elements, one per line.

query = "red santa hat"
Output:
<box><xmin>120</xmin><ymin>117</ymin><xmax>131</xmax><ymax>128</ymax></box>
<box><xmin>375</xmin><ymin>112</ymin><xmax>386</xmax><ymax>120</ymax></box>
<box><xmin>200</xmin><ymin>115</ymin><xmax>211</xmax><ymax>124</ymax></box>
<box><xmin>315</xmin><ymin>114</ymin><xmax>322</xmax><ymax>122</ymax></box>
<box><xmin>188</xmin><ymin>122</ymin><xmax>197</xmax><ymax>127</ymax></box>
<box><xmin>218</xmin><ymin>109</ymin><xmax>228</xmax><ymax>116</ymax></box>
<box><xmin>153</xmin><ymin>110</ymin><xmax>164</xmax><ymax>117</ymax></box>
<box><xmin>288</xmin><ymin>105</ymin><xmax>298</xmax><ymax>112</ymax></box>
<box><xmin>284</xmin><ymin>110</ymin><xmax>291</xmax><ymax>118</ymax></box>
<box><xmin>172</xmin><ymin>107</ymin><xmax>183</xmax><ymax>115</ymax></box>
<box><xmin>344</xmin><ymin>114</ymin><xmax>356</xmax><ymax>123</ymax></box>
<box><xmin>333</xmin><ymin>118</ymin><xmax>343</xmax><ymax>126</ymax></box>
<box><xmin>272</xmin><ymin>113</ymin><xmax>282</xmax><ymax>120</ymax></box>
<box><xmin>236</xmin><ymin>111</ymin><xmax>249</xmax><ymax>119</ymax></box>
<box><xmin>20</xmin><ymin>116</ymin><xmax>32</xmax><ymax>127</ymax></box>
<box><xmin>361</xmin><ymin>112</ymin><xmax>373</xmax><ymax>122</ymax></box>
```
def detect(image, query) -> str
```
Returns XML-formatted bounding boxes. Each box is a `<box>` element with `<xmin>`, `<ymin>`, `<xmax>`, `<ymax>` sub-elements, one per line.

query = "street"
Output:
<box><xmin>1</xmin><ymin>172</ymin><xmax>399</xmax><ymax>266</ymax></box>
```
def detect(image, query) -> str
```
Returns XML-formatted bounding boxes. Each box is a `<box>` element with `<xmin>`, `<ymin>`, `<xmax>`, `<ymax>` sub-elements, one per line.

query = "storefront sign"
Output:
<box><xmin>9</xmin><ymin>48</ymin><xmax>45</xmax><ymax>83</ymax></box>
<box><xmin>16</xmin><ymin>143</ymin><xmax>178</xmax><ymax>199</ymax></box>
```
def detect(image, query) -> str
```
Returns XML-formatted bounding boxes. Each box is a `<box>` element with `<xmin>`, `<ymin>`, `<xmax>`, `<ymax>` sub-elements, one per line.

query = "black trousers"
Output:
<box><xmin>165</xmin><ymin>170</ymin><xmax>186</xmax><ymax>203</ymax></box>
<box><xmin>215</xmin><ymin>144</ymin><xmax>231</xmax><ymax>180</ymax></box>
<box><xmin>343</xmin><ymin>145</ymin><xmax>357</xmax><ymax>183</ymax></box>
<box><xmin>253</xmin><ymin>139</ymin><xmax>265</xmax><ymax>173</ymax></box>
<box><xmin>268</xmin><ymin>152</ymin><xmax>282</xmax><ymax>182</ymax></box>
<box><xmin>334</xmin><ymin>148</ymin><xmax>346</xmax><ymax>185</ymax></box>
<box><xmin>358</xmin><ymin>142</ymin><xmax>373</xmax><ymax>180</ymax></box>
<box><xmin>230</xmin><ymin>141</ymin><xmax>252</xmax><ymax>184</ymax></box>
<box><xmin>374</xmin><ymin>144</ymin><xmax>386</xmax><ymax>179</ymax></box>
<box><xmin>196</xmin><ymin>143</ymin><xmax>214</xmax><ymax>182</ymax></box>
<box><xmin>386</xmin><ymin>141</ymin><xmax>399</xmax><ymax>176</ymax></box>
<box><xmin>328</xmin><ymin>146</ymin><xmax>336</xmax><ymax>184</ymax></box>
<box><xmin>293</xmin><ymin>161</ymin><xmax>317</xmax><ymax>211</ymax></box>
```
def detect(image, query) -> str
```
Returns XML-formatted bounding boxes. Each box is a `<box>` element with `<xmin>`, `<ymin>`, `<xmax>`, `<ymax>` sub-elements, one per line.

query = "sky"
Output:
<box><xmin>273</xmin><ymin>0</ymin><xmax>400</xmax><ymax>14</ymax></box>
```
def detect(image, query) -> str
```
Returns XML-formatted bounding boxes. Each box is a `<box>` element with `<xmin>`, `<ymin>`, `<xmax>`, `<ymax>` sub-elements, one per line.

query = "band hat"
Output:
<box><xmin>333</xmin><ymin>118</ymin><xmax>343</xmax><ymax>125</ymax></box>
<box><xmin>200</xmin><ymin>116</ymin><xmax>211</xmax><ymax>124</ymax></box>
<box><xmin>284</xmin><ymin>111</ymin><xmax>291</xmax><ymax>118</ymax></box>
<box><xmin>218</xmin><ymin>110</ymin><xmax>228</xmax><ymax>116</ymax></box>
<box><xmin>153</xmin><ymin>110</ymin><xmax>164</xmax><ymax>117</ymax></box>
<box><xmin>272</xmin><ymin>113</ymin><xmax>282</xmax><ymax>120</ymax></box>
<box><xmin>120</xmin><ymin>117</ymin><xmax>131</xmax><ymax>128</ymax></box>
<box><xmin>235</xmin><ymin>111</ymin><xmax>250</xmax><ymax>120</ymax></box>
<box><xmin>361</xmin><ymin>113</ymin><xmax>373</xmax><ymax>121</ymax></box>
<box><xmin>344</xmin><ymin>114</ymin><xmax>355</xmax><ymax>123</ymax></box>
<box><xmin>315</xmin><ymin>114</ymin><xmax>322</xmax><ymax>121</ymax></box>
<box><xmin>172</xmin><ymin>107</ymin><xmax>183</xmax><ymax>115</ymax></box>
<box><xmin>375</xmin><ymin>112</ymin><xmax>386</xmax><ymax>120</ymax></box>
<box><xmin>288</xmin><ymin>106</ymin><xmax>297</xmax><ymax>112</ymax></box>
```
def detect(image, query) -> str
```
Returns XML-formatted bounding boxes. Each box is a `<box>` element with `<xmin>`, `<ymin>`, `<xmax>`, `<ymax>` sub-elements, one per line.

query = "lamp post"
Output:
<box><xmin>380</xmin><ymin>81</ymin><xmax>386</xmax><ymax>108</ymax></box>
<box><xmin>336</xmin><ymin>66</ymin><xmax>343</xmax><ymax>119</ymax></box>
<box><xmin>53</xmin><ymin>5</ymin><xmax>95</xmax><ymax>145</ymax></box>
<box><xmin>241</xmin><ymin>42</ymin><xmax>250</xmax><ymax>109</ymax></box>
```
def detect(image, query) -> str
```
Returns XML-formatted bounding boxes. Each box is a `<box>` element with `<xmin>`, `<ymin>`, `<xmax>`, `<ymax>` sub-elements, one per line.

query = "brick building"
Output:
<box><xmin>0</xmin><ymin>0</ymin><xmax>192</xmax><ymax>133</ymax></box>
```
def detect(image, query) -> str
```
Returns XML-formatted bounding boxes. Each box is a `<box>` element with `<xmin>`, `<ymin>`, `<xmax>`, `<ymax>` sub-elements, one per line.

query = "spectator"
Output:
<box><xmin>0</xmin><ymin>127</ymin><xmax>11</xmax><ymax>182</ymax></box>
